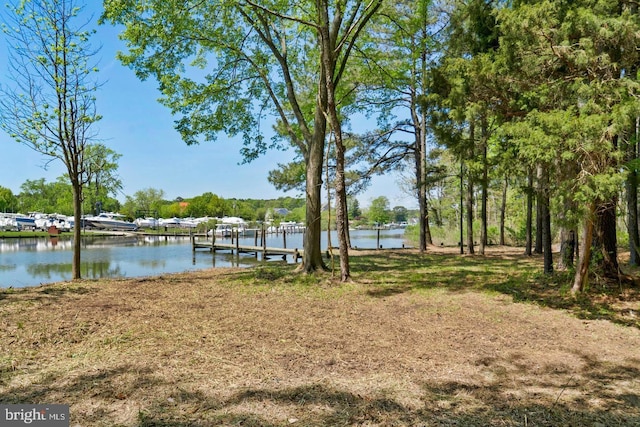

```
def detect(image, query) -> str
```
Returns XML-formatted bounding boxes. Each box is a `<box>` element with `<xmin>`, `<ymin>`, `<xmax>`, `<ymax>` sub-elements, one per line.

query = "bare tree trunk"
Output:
<box><xmin>466</xmin><ymin>121</ymin><xmax>475</xmax><ymax>254</ymax></box>
<box><xmin>594</xmin><ymin>199</ymin><xmax>619</xmax><ymax>279</ymax></box>
<box><xmin>559</xmin><ymin>229</ymin><xmax>576</xmax><ymax>269</ymax></box>
<box><xmin>627</xmin><ymin>120</ymin><xmax>640</xmax><ymax>265</ymax></box>
<box><xmin>479</xmin><ymin>118</ymin><xmax>488</xmax><ymax>254</ymax></box>
<box><xmin>572</xmin><ymin>203</ymin><xmax>596</xmax><ymax>295</ymax></box>
<box><xmin>415</xmin><ymin>122</ymin><xmax>428</xmax><ymax>252</ymax></box>
<box><xmin>541</xmin><ymin>182</ymin><xmax>553</xmax><ymax>275</ymax></box>
<box><xmin>72</xmin><ymin>183</ymin><xmax>82</xmax><ymax>280</ymax></box>
<box><xmin>499</xmin><ymin>174</ymin><xmax>508</xmax><ymax>246</ymax></box>
<box><xmin>466</xmin><ymin>170</ymin><xmax>475</xmax><ymax>254</ymax></box>
<box><xmin>459</xmin><ymin>158</ymin><xmax>464</xmax><ymax>254</ymax></box>
<box><xmin>334</xmin><ymin>138</ymin><xmax>351</xmax><ymax>280</ymax></box>
<box><xmin>318</xmin><ymin>11</ymin><xmax>349</xmax><ymax>281</ymax></box>
<box><xmin>425</xmin><ymin>206</ymin><xmax>433</xmax><ymax>245</ymax></box>
<box><xmin>412</xmin><ymin>74</ymin><xmax>432</xmax><ymax>251</ymax></box>
<box><xmin>525</xmin><ymin>169</ymin><xmax>533</xmax><ymax>256</ymax></box>
<box><xmin>301</xmin><ymin>103</ymin><xmax>327</xmax><ymax>273</ymax></box>
<box><xmin>556</xmin><ymin>195</ymin><xmax>576</xmax><ymax>270</ymax></box>
<box><xmin>534</xmin><ymin>165</ymin><xmax>543</xmax><ymax>254</ymax></box>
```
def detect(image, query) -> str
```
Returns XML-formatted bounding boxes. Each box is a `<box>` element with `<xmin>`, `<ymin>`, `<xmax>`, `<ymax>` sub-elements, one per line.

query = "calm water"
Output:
<box><xmin>0</xmin><ymin>229</ymin><xmax>409</xmax><ymax>288</ymax></box>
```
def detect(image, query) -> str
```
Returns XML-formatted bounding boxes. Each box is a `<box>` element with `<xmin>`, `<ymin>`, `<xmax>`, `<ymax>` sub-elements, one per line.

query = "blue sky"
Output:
<box><xmin>0</xmin><ymin>4</ymin><xmax>416</xmax><ymax>210</ymax></box>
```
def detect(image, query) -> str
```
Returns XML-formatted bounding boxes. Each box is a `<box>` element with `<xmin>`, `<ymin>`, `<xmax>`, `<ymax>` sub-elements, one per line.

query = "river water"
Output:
<box><xmin>0</xmin><ymin>229</ymin><xmax>409</xmax><ymax>288</ymax></box>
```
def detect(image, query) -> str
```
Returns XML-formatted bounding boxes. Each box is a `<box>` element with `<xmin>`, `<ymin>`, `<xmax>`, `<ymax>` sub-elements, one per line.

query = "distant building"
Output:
<box><xmin>265</xmin><ymin>207</ymin><xmax>289</xmax><ymax>222</ymax></box>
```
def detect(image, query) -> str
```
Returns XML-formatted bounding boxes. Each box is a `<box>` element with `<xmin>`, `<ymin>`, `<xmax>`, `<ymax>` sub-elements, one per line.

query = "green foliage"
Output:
<box><xmin>367</xmin><ymin>196</ymin><xmax>390</xmax><ymax>225</ymax></box>
<box><xmin>347</xmin><ymin>196</ymin><xmax>361</xmax><ymax>219</ymax></box>
<box><xmin>83</xmin><ymin>144</ymin><xmax>123</xmax><ymax>214</ymax></box>
<box><xmin>0</xmin><ymin>186</ymin><xmax>18</xmax><ymax>212</ymax></box>
<box><xmin>268</xmin><ymin>161</ymin><xmax>306</xmax><ymax>193</ymax></box>
<box><xmin>101</xmin><ymin>0</ymin><xmax>324</xmax><ymax>158</ymax></box>
<box><xmin>18</xmin><ymin>178</ymin><xmax>71</xmax><ymax>214</ymax></box>
<box><xmin>186</xmin><ymin>192</ymin><xmax>229</xmax><ymax>218</ymax></box>
<box><xmin>122</xmin><ymin>188</ymin><xmax>166</xmax><ymax>219</ymax></box>
<box><xmin>392</xmin><ymin>206</ymin><xmax>408</xmax><ymax>223</ymax></box>
<box><xmin>285</xmin><ymin>206</ymin><xmax>305</xmax><ymax>223</ymax></box>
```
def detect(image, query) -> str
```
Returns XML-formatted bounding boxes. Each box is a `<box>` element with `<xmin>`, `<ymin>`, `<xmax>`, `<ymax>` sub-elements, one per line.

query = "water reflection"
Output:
<box><xmin>0</xmin><ymin>230</ymin><xmax>409</xmax><ymax>288</ymax></box>
<box><xmin>138</xmin><ymin>259</ymin><xmax>167</xmax><ymax>268</ymax></box>
<box><xmin>0</xmin><ymin>264</ymin><xmax>17</xmax><ymax>272</ymax></box>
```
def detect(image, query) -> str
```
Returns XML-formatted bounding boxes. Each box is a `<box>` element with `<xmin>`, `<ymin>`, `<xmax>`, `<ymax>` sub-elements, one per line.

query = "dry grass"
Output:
<box><xmin>1</xmin><ymin>246</ymin><xmax>640</xmax><ymax>426</ymax></box>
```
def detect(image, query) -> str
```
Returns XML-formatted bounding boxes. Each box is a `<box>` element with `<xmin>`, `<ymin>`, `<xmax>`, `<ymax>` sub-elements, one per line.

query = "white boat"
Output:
<box><xmin>31</xmin><ymin>213</ymin><xmax>72</xmax><ymax>232</ymax></box>
<box><xmin>217</xmin><ymin>216</ymin><xmax>248</xmax><ymax>233</ymax></box>
<box><xmin>0</xmin><ymin>215</ymin><xmax>17</xmax><ymax>230</ymax></box>
<box><xmin>208</xmin><ymin>223</ymin><xmax>232</xmax><ymax>237</ymax></box>
<box><xmin>135</xmin><ymin>217</ymin><xmax>159</xmax><ymax>228</ymax></box>
<box><xmin>159</xmin><ymin>217</ymin><xmax>181</xmax><ymax>228</ymax></box>
<box><xmin>179</xmin><ymin>218</ymin><xmax>198</xmax><ymax>228</ymax></box>
<box><xmin>84</xmin><ymin>212</ymin><xmax>138</xmax><ymax>231</ymax></box>
<box><xmin>14</xmin><ymin>214</ymin><xmax>36</xmax><ymax>230</ymax></box>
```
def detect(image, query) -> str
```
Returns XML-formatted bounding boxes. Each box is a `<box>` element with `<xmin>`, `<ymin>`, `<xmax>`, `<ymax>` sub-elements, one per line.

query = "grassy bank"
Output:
<box><xmin>1</xmin><ymin>247</ymin><xmax>639</xmax><ymax>426</ymax></box>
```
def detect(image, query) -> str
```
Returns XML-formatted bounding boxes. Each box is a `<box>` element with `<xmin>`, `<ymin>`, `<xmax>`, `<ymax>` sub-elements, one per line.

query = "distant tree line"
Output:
<box><xmin>0</xmin><ymin>181</ymin><xmax>412</xmax><ymax>227</ymax></box>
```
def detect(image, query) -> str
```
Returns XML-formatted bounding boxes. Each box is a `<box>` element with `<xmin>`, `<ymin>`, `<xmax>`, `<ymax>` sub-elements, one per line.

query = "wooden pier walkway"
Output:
<box><xmin>191</xmin><ymin>233</ymin><xmax>303</xmax><ymax>262</ymax></box>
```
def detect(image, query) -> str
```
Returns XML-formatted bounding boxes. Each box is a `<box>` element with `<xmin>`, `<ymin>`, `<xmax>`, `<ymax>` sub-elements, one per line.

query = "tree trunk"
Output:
<box><xmin>72</xmin><ymin>183</ymin><xmax>82</xmax><ymax>280</ymax></box>
<box><xmin>525</xmin><ymin>169</ymin><xmax>533</xmax><ymax>256</ymax></box>
<box><xmin>319</xmin><ymin>13</ymin><xmax>350</xmax><ymax>281</ymax></box>
<box><xmin>459</xmin><ymin>158</ymin><xmax>464</xmax><ymax>254</ymax></box>
<box><xmin>556</xmin><ymin>192</ymin><xmax>576</xmax><ymax>270</ymax></box>
<box><xmin>425</xmin><ymin>206</ymin><xmax>433</xmax><ymax>245</ymax></box>
<box><xmin>334</xmin><ymin>136</ymin><xmax>350</xmax><ymax>281</ymax></box>
<box><xmin>412</xmin><ymin>76</ymin><xmax>431</xmax><ymax>251</ymax></box>
<box><xmin>594</xmin><ymin>199</ymin><xmax>619</xmax><ymax>279</ymax></box>
<box><xmin>627</xmin><ymin>170</ymin><xmax>639</xmax><ymax>265</ymax></box>
<box><xmin>534</xmin><ymin>165</ymin><xmax>543</xmax><ymax>254</ymax></box>
<box><xmin>499</xmin><ymin>174</ymin><xmax>508</xmax><ymax>246</ymax></box>
<box><xmin>541</xmin><ymin>185</ymin><xmax>553</xmax><ymax>275</ymax></box>
<box><xmin>415</xmin><ymin>122</ymin><xmax>427</xmax><ymax>252</ymax></box>
<box><xmin>627</xmin><ymin>121</ymin><xmax>640</xmax><ymax>265</ymax></box>
<box><xmin>479</xmin><ymin>118</ymin><xmax>488</xmax><ymax>254</ymax></box>
<box><xmin>559</xmin><ymin>229</ymin><xmax>576</xmax><ymax>269</ymax></box>
<box><xmin>466</xmin><ymin>171</ymin><xmax>475</xmax><ymax>254</ymax></box>
<box><xmin>466</xmin><ymin>121</ymin><xmax>475</xmax><ymax>254</ymax></box>
<box><xmin>301</xmin><ymin>103</ymin><xmax>327</xmax><ymax>273</ymax></box>
<box><xmin>572</xmin><ymin>203</ymin><xmax>596</xmax><ymax>295</ymax></box>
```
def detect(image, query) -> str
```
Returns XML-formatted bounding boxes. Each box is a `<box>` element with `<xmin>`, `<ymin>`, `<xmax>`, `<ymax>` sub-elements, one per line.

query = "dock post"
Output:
<box><xmin>191</xmin><ymin>234</ymin><xmax>195</xmax><ymax>252</ymax></box>
<box><xmin>262</xmin><ymin>225</ymin><xmax>267</xmax><ymax>260</ymax></box>
<box><xmin>235</xmin><ymin>229</ymin><xmax>240</xmax><ymax>253</ymax></box>
<box><xmin>252</xmin><ymin>229</ymin><xmax>257</xmax><ymax>257</ymax></box>
<box><xmin>283</xmin><ymin>229</ymin><xmax>287</xmax><ymax>249</ymax></box>
<box><xmin>377</xmin><ymin>228</ymin><xmax>381</xmax><ymax>249</ymax></box>
<box><xmin>260</xmin><ymin>224</ymin><xmax>264</xmax><ymax>247</ymax></box>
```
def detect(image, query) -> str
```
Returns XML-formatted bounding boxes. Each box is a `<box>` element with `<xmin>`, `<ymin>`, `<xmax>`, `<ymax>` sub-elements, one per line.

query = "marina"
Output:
<box><xmin>0</xmin><ymin>229</ymin><xmax>410</xmax><ymax>288</ymax></box>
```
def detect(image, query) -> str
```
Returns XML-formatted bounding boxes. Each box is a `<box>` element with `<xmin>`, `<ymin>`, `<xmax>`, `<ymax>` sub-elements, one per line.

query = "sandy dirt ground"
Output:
<box><xmin>1</xmin><ymin>247</ymin><xmax>639</xmax><ymax>426</ymax></box>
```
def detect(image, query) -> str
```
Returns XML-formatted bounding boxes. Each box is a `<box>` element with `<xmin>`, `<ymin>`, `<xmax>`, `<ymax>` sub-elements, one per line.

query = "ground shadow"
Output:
<box><xmin>0</xmin><ymin>283</ymin><xmax>96</xmax><ymax>306</ymax></box>
<box><xmin>2</xmin><ymin>351</ymin><xmax>638</xmax><ymax>426</ymax></box>
<box><xmin>351</xmin><ymin>250</ymin><xmax>640</xmax><ymax>329</ymax></box>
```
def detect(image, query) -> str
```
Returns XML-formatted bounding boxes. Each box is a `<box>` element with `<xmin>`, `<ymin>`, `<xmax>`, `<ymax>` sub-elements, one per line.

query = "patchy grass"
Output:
<box><xmin>1</xmin><ymin>246</ymin><xmax>639</xmax><ymax>426</ymax></box>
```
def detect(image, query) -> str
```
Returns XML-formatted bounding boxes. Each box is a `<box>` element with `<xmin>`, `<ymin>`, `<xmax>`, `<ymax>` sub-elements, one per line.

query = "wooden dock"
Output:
<box><xmin>191</xmin><ymin>233</ymin><xmax>303</xmax><ymax>262</ymax></box>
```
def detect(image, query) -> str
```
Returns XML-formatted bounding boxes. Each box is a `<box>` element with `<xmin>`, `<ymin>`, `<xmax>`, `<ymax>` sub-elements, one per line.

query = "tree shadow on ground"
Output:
<box><xmin>0</xmin><ymin>282</ymin><xmax>95</xmax><ymax>305</ymax></box>
<box><xmin>351</xmin><ymin>251</ymin><xmax>640</xmax><ymax>329</ymax></box>
<box><xmin>2</xmin><ymin>351</ymin><xmax>637</xmax><ymax>426</ymax></box>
